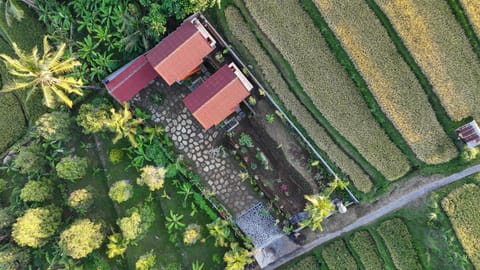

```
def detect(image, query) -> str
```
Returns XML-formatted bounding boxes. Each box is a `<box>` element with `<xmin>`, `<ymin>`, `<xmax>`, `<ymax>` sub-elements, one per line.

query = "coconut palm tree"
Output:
<box><xmin>206</xmin><ymin>218</ymin><xmax>231</xmax><ymax>247</ymax></box>
<box><xmin>105</xmin><ymin>103</ymin><xmax>143</xmax><ymax>147</ymax></box>
<box><xmin>1</xmin><ymin>0</ymin><xmax>24</xmax><ymax>26</ymax></box>
<box><xmin>0</xmin><ymin>36</ymin><xmax>83</xmax><ymax>109</ymax></box>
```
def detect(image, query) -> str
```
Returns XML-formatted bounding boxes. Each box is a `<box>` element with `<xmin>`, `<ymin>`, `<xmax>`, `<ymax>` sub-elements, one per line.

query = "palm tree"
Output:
<box><xmin>223</xmin><ymin>242</ymin><xmax>254</xmax><ymax>270</ymax></box>
<box><xmin>0</xmin><ymin>36</ymin><xmax>83</xmax><ymax>108</ymax></box>
<box><xmin>105</xmin><ymin>103</ymin><xmax>143</xmax><ymax>147</ymax></box>
<box><xmin>302</xmin><ymin>194</ymin><xmax>335</xmax><ymax>231</ymax></box>
<box><xmin>206</xmin><ymin>218</ymin><xmax>231</xmax><ymax>247</ymax></box>
<box><xmin>1</xmin><ymin>0</ymin><xmax>24</xmax><ymax>26</ymax></box>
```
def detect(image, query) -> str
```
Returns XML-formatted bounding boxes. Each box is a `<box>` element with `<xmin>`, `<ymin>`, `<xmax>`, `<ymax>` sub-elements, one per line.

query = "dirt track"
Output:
<box><xmin>265</xmin><ymin>164</ymin><xmax>480</xmax><ymax>269</ymax></box>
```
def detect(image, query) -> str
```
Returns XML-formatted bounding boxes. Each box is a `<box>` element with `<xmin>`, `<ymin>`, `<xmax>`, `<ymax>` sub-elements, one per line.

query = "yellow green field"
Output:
<box><xmin>224</xmin><ymin>6</ymin><xmax>373</xmax><ymax>192</ymax></box>
<box><xmin>460</xmin><ymin>0</ymin><xmax>480</xmax><ymax>37</ymax></box>
<box><xmin>243</xmin><ymin>0</ymin><xmax>409</xmax><ymax>181</ymax></box>
<box><xmin>375</xmin><ymin>0</ymin><xmax>480</xmax><ymax>121</ymax></box>
<box><xmin>313</xmin><ymin>0</ymin><xmax>457</xmax><ymax>164</ymax></box>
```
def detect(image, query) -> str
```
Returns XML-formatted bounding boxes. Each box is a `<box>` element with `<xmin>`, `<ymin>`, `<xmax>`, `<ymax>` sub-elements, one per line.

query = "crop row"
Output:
<box><xmin>321</xmin><ymin>239</ymin><xmax>358</xmax><ymax>270</ymax></box>
<box><xmin>348</xmin><ymin>230</ymin><xmax>384</xmax><ymax>269</ymax></box>
<box><xmin>313</xmin><ymin>0</ymin><xmax>457</xmax><ymax>164</ymax></box>
<box><xmin>375</xmin><ymin>0</ymin><xmax>480</xmax><ymax>121</ymax></box>
<box><xmin>243</xmin><ymin>0</ymin><xmax>409</xmax><ymax>181</ymax></box>
<box><xmin>459</xmin><ymin>0</ymin><xmax>480</xmax><ymax>38</ymax></box>
<box><xmin>441</xmin><ymin>184</ymin><xmax>480</xmax><ymax>268</ymax></box>
<box><xmin>224</xmin><ymin>6</ymin><xmax>373</xmax><ymax>192</ymax></box>
<box><xmin>377</xmin><ymin>218</ymin><xmax>422</xmax><ymax>270</ymax></box>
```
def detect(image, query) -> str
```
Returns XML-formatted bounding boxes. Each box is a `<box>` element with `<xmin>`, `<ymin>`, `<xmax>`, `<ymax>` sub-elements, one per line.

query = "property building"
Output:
<box><xmin>103</xmin><ymin>14</ymin><xmax>251</xmax><ymax>130</ymax></box>
<box><xmin>456</xmin><ymin>120</ymin><xmax>480</xmax><ymax>148</ymax></box>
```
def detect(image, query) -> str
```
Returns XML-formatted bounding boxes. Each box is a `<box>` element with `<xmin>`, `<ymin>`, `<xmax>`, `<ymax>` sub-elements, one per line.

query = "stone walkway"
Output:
<box><xmin>132</xmin><ymin>79</ymin><xmax>259</xmax><ymax>216</ymax></box>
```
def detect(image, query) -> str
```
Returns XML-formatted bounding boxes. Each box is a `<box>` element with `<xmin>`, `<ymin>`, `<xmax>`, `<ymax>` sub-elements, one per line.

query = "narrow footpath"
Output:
<box><xmin>266</xmin><ymin>164</ymin><xmax>480</xmax><ymax>269</ymax></box>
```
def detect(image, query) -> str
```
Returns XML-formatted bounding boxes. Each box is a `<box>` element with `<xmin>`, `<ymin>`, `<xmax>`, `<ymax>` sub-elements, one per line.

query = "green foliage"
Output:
<box><xmin>59</xmin><ymin>218</ymin><xmax>104</xmax><ymax>259</ymax></box>
<box><xmin>238</xmin><ymin>132</ymin><xmax>253</xmax><ymax>148</ymax></box>
<box><xmin>106</xmin><ymin>232</ymin><xmax>128</xmax><ymax>259</ymax></box>
<box><xmin>442</xmin><ymin>184</ymin><xmax>480</xmax><ymax>268</ymax></box>
<box><xmin>135</xmin><ymin>250</ymin><xmax>156</xmax><ymax>270</ymax></box>
<box><xmin>0</xmin><ymin>246</ymin><xmax>30</xmax><ymax>270</ymax></box>
<box><xmin>193</xmin><ymin>192</ymin><xmax>219</xmax><ymax>221</ymax></box>
<box><xmin>0</xmin><ymin>207</ymin><xmax>13</xmax><ymax>229</ymax></box>
<box><xmin>461</xmin><ymin>147</ymin><xmax>479</xmax><ymax>161</ymax></box>
<box><xmin>165</xmin><ymin>210</ymin><xmax>185</xmax><ymax>232</ymax></box>
<box><xmin>207</xmin><ymin>218</ymin><xmax>231</xmax><ymax>247</ymax></box>
<box><xmin>320</xmin><ymin>239</ymin><xmax>357</xmax><ymax>270</ymax></box>
<box><xmin>20</xmin><ymin>179</ymin><xmax>52</xmax><ymax>203</ymax></box>
<box><xmin>160</xmin><ymin>0</ymin><xmax>218</xmax><ymax>19</ymax></box>
<box><xmin>76</xmin><ymin>103</ymin><xmax>111</xmax><ymax>134</ymax></box>
<box><xmin>118</xmin><ymin>211</ymin><xmax>142</xmax><ymax>241</ymax></box>
<box><xmin>377</xmin><ymin>218</ymin><xmax>422</xmax><ymax>270</ymax></box>
<box><xmin>0</xmin><ymin>93</ymin><xmax>27</xmax><ymax>153</ymax></box>
<box><xmin>12</xmin><ymin>206</ymin><xmax>62</xmax><ymax>248</ymax></box>
<box><xmin>13</xmin><ymin>143</ymin><xmax>47</xmax><ymax>175</ymax></box>
<box><xmin>108</xmin><ymin>180</ymin><xmax>133</xmax><ymax>203</ymax></box>
<box><xmin>109</xmin><ymin>148</ymin><xmax>124</xmax><ymax>164</ymax></box>
<box><xmin>266</xmin><ymin>113</ymin><xmax>275</xmax><ymax>123</ymax></box>
<box><xmin>0</xmin><ymin>178</ymin><xmax>8</xmax><ymax>192</ymax></box>
<box><xmin>348</xmin><ymin>230</ymin><xmax>384</xmax><ymax>270</ymax></box>
<box><xmin>285</xmin><ymin>256</ymin><xmax>320</xmax><ymax>270</ymax></box>
<box><xmin>1</xmin><ymin>0</ymin><xmax>24</xmax><ymax>26</ymax></box>
<box><xmin>302</xmin><ymin>194</ymin><xmax>334</xmax><ymax>231</ymax></box>
<box><xmin>35</xmin><ymin>111</ymin><xmax>72</xmax><ymax>141</ymax></box>
<box><xmin>137</xmin><ymin>165</ymin><xmax>166</xmax><ymax>191</ymax></box>
<box><xmin>56</xmin><ymin>155</ymin><xmax>88</xmax><ymax>181</ymax></box>
<box><xmin>106</xmin><ymin>103</ymin><xmax>143</xmax><ymax>147</ymax></box>
<box><xmin>183</xmin><ymin>223</ymin><xmax>201</xmax><ymax>245</ymax></box>
<box><xmin>223</xmin><ymin>242</ymin><xmax>253</xmax><ymax>270</ymax></box>
<box><xmin>68</xmin><ymin>188</ymin><xmax>94</xmax><ymax>213</ymax></box>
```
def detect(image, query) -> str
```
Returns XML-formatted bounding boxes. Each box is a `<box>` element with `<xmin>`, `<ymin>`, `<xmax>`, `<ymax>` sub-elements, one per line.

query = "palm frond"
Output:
<box><xmin>50</xmin><ymin>85</ymin><xmax>73</xmax><ymax>108</ymax></box>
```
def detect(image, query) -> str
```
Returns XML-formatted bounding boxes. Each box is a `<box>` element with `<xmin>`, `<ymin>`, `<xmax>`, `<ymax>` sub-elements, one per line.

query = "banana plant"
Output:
<box><xmin>165</xmin><ymin>210</ymin><xmax>185</xmax><ymax>232</ymax></box>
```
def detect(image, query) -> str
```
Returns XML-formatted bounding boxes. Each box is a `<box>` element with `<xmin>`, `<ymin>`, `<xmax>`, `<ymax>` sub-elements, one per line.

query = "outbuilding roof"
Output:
<box><xmin>183</xmin><ymin>63</ymin><xmax>252</xmax><ymax>130</ymax></box>
<box><xmin>146</xmin><ymin>18</ymin><xmax>216</xmax><ymax>85</ymax></box>
<box><xmin>103</xmin><ymin>55</ymin><xmax>158</xmax><ymax>103</ymax></box>
<box><xmin>456</xmin><ymin>120</ymin><xmax>480</xmax><ymax>148</ymax></box>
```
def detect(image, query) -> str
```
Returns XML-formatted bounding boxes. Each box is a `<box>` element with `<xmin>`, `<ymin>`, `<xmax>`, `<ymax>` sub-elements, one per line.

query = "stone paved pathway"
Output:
<box><xmin>132</xmin><ymin>79</ymin><xmax>260</xmax><ymax>216</ymax></box>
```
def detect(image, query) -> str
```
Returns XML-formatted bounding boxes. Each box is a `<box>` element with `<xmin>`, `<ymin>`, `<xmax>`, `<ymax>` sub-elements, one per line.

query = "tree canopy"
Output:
<box><xmin>56</xmin><ymin>155</ymin><xmax>88</xmax><ymax>181</ymax></box>
<box><xmin>20</xmin><ymin>179</ymin><xmax>53</xmax><ymax>203</ymax></box>
<box><xmin>12</xmin><ymin>206</ymin><xmax>61</xmax><ymax>248</ymax></box>
<box><xmin>108</xmin><ymin>180</ymin><xmax>133</xmax><ymax>203</ymax></box>
<box><xmin>13</xmin><ymin>143</ymin><xmax>47</xmax><ymax>175</ymax></box>
<box><xmin>136</xmin><ymin>165</ymin><xmax>166</xmax><ymax>191</ymax></box>
<box><xmin>35</xmin><ymin>112</ymin><xmax>72</xmax><ymax>141</ymax></box>
<box><xmin>59</xmin><ymin>219</ymin><xmax>104</xmax><ymax>259</ymax></box>
<box><xmin>68</xmin><ymin>188</ymin><xmax>94</xmax><ymax>213</ymax></box>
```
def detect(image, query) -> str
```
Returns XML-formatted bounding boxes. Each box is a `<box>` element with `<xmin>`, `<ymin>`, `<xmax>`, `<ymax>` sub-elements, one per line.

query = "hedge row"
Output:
<box><xmin>224</xmin><ymin>6</ymin><xmax>372</xmax><ymax>192</ymax></box>
<box><xmin>441</xmin><ymin>184</ymin><xmax>480</xmax><ymax>268</ymax></box>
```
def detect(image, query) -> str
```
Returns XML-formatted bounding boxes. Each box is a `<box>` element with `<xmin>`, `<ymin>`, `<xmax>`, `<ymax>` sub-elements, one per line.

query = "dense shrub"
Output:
<box><xmin>35</xmin><ymin>111</ymin><xmax>72</xmax><ymax>141</ymax></box>
<box><xmin>137</xmin><ymin>165</ymin><xmax>166</xmax><ymax>191</ymax></box>
<box><xmin>12</xmin><ymin>206</ymin><xmax>62</xmax><ymax>248</ymax></box>
<box><xmin>109</xmin><ymin>148</ymin><xmax>124</xmax><ymax>164</ymax></box>
<box><xmin>59</xmin><ymin>219</ymin><xmax>104</xmax><ymax>259</ymax></box>
<box><xmin>183</xmin><ymin>224</ymin><xmax>201</xmax><ymax>245</ymax></box>
<box><xmin>118</xmin><ymin>211</ymin><xmax>142</xmax><ymax>241</ymax></box>
<box><xmin>13</xmin><ymin>143</ymin><xmax>47</xmax><ymax>175</ymax></box>
<box><xmin>0</xmin><ymin>246</ymin><xmax>30</xmax><ymax>270</ymax></box>
<box><xmin>320</xmin><ymin>239</ymin><xmax>358</xmax><ymax>270</ymax></box>
<box><xmin>0</xmin><ymin>94</ymin><xmax>26</xmax><ymax>153</ymax></box>
<box><xmin>0</xmin><ymin>208</ymin><xmax>14</xmax><ymax>229</ymax></box>
<box><xmin>20</xmin><ymin>179</ymin><xmax>52</xmax><ymax>203</ymax></box>
<box><xmin>76</xmin><ymin>103</ymin><xmax>111</xmax><ymax>134</ymax></box>
<box><xmin>442</xmin><ymin>184</ymin><xmax>480</xmax><ymax>268</ymax></box>
<box><xmin>135</xmin><ymin>250</ymin><xmax>156</xmax><ymax>270</ymax></box>
<box><xmin>0</xmin><ymin>178</ymin><xmax>8</xmax><ymax>192</ymax></box>
<box><xmin>377</xmin><ymin>218</ymin><xmax>421</xmax><ymax>270</ymax></box>
<box><xmin>108</xmin><ymin>180</ymin><xmax>133</xmax><ymax>203</ymax></box>
<box><xmin>68</xmin><ymin>188</ymin><xmax>94</xmax><ymax>213</ymax></box>
<box><xmin>56</xmin><ymin>155</ymin><xmax>88</xmax><ymax>181</ymax></box>
<box><xmin>461</xmin><ymin>147</ymin><xmax>479</xmax><ymax>161</ymax></box>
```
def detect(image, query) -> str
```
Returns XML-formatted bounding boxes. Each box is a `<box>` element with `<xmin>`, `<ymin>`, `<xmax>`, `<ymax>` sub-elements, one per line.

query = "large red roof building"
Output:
<box><xmin>183</xmin><ymin>63</ymin><xmax>253</xmax><ymax>130</ymax></box>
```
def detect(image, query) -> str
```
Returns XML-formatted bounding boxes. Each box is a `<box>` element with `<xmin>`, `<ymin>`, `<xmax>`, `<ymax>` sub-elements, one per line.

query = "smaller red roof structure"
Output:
<box><xmin>183</xmin><ymin>63</ymin><xmax>253</xmax><ymax>130</ymax></box>
<box><xmin>103</xmin><ymin>55</ymin><xmax>158</xmax><ymax>103</ymax></box>
<box><xmin>456</xmin><ymin>120</ymin><xmax>480</xmax><ymax>148</ymax></box>
<box><xmin>146</xmin><ymin>18</ymin><xmax>216</xmax><ymax>85</ymax></box>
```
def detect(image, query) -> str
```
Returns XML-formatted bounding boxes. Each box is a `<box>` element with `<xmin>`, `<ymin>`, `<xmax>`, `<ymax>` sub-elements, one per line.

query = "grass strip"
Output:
<box><xmin>374</xmin><ymin>0</ymin><xmax>480</xmax><ymax>122</ymax></box>
<box><xmin>453</xmin><ymin>0</ymin><xmax>480</xmax><ymax>58</ymax></box>
<box><xmin>223</xmin><ymin>6</ymin><xmax>372</xmax><ymax>192</ymax></box>
<box><xmin>243</xmin><ymin>0</ymin><xmax>409</xmax><ymax>181</ymax></box>
<box><xmin>441</xmin><ymin>183</ymin><xmax>480</xmax><ymax>268</ymax></box>
<box><xmin>310</xmin><ymin>0</ymin><xmax>457</xmax><ymax>164</ymax></box>
<box><xmin>376</xmin><ymin>218</ymin><xmax>422</xmax><ymax>270</ymax></box>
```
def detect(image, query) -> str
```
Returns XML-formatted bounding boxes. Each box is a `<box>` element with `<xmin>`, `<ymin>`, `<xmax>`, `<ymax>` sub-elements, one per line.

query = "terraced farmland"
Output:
<box><xmin>321</xmin><ymin>240</ymin><xmax>358</xmax><ymax>270</ymax></box>
<box><xmin>375</xmin><ymin>0</ymin><xmax>480</xmax><ymax>121</ymax></box>
<box><xmin>224</xmin><ymin>7</ymin><xmax>373</xmax><ymax>192</ymax></box>
<box><xmin>442</xmin><ymin>184</ymin><xmax>480</xmax><ymax>268</ymax></box>
<box><xmin>459</xmin><ymin>0</ymin><xmax>480</xmax><ymax>37</ymax></box>
<box><xmin>243</xmin><ymin>0</ymin><xmax>409</xmax><ymax>181</ymax></box>
<box><xmin>348</xmin><ymin>230</ymin><xmax>384</xmax><ymax>270</ymax></box>
<box><xmin>313</xmin><ymin>0</ymin><xmax>457</xmax><ymax>164</ymax></box>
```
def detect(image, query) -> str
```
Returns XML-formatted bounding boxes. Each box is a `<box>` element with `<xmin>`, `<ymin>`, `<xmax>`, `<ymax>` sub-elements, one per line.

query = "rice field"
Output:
<box><xmin>375</xmin><ymin>0</ymin><xmax>480</xmax><ymax>121</ymax></box>
<box><xmin>321</xmin><ymin>240</ymin><xmax>358</xmax><ymax>270</ymax></box>
<box><xmin>348</xmin><ymin>230</ymin><xmax>384</xmax><ymax>270</ymax></box>
<box><xmin>377</xmin><ymin>218</ymin><xmax>422</xmax><ymax>270</ymax></box>
<box><xmin>459</xmin><ymin>0</ymin><xmax>480</xmax><ymax>37</ymax></box>
<box><xmin>243</xmin><ymin>0</ymin><xmax>409</xmax><ymax>181</ymax></box>
<box><xmin>313</xmin><ymin>0</ymin><xmax>457</xmax><ymax>164</ymax></box>
<box><xmin>224</xmin><ymin>6</ymin><xmax>373</xmax><ymax>192</ymax></box>
<box><xmin>441</xmin><ymin>184</ymin><xmax>480</xmax><ymax>268</ymax></box>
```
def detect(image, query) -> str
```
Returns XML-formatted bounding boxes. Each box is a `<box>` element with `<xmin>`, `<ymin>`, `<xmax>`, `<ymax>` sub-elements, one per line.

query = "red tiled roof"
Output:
<box><xmin>183</xmin><ymin>65</ymin><xmax>250</xmax><ymax>130</ymax></box>
<box><xmin>104</xmin><ymin>55</ymin><xmax>158</xmax><ymax>103</ymax></box>
<box><xmin>146</xmin><ymin>20</ymin><xmax>215</xmax><ymax>85</ymax></box>
<box><xmin>456</xmin><ymin>120</ymin><xmax>480</xmax><ymax>148</ymax></box>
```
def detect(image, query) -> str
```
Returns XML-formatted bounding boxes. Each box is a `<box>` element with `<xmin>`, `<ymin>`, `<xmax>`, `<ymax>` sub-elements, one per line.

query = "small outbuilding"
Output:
<box><xmin>183</xmin><ymin>63</ymin><xmax>253</xmax><ymax>130</ymax></box>
<box><xmin>456</xmin><ymin>120</ymin><xmax>480</xmax><ymax>148</ymax></box>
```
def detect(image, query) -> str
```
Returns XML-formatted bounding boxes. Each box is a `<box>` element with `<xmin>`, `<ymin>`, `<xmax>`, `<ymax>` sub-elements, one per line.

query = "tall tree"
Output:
<box><xmin>0</xmin><ymin>36</ymin><xmax>83</xmax><ymax>108</ymax></box>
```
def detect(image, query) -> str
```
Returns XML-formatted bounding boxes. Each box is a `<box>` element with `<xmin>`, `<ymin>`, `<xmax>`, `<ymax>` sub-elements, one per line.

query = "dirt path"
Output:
<box><xmin>265</xmin><ymin>164</ymin><xmax>480</xmax><ymax>269</ymax></box>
